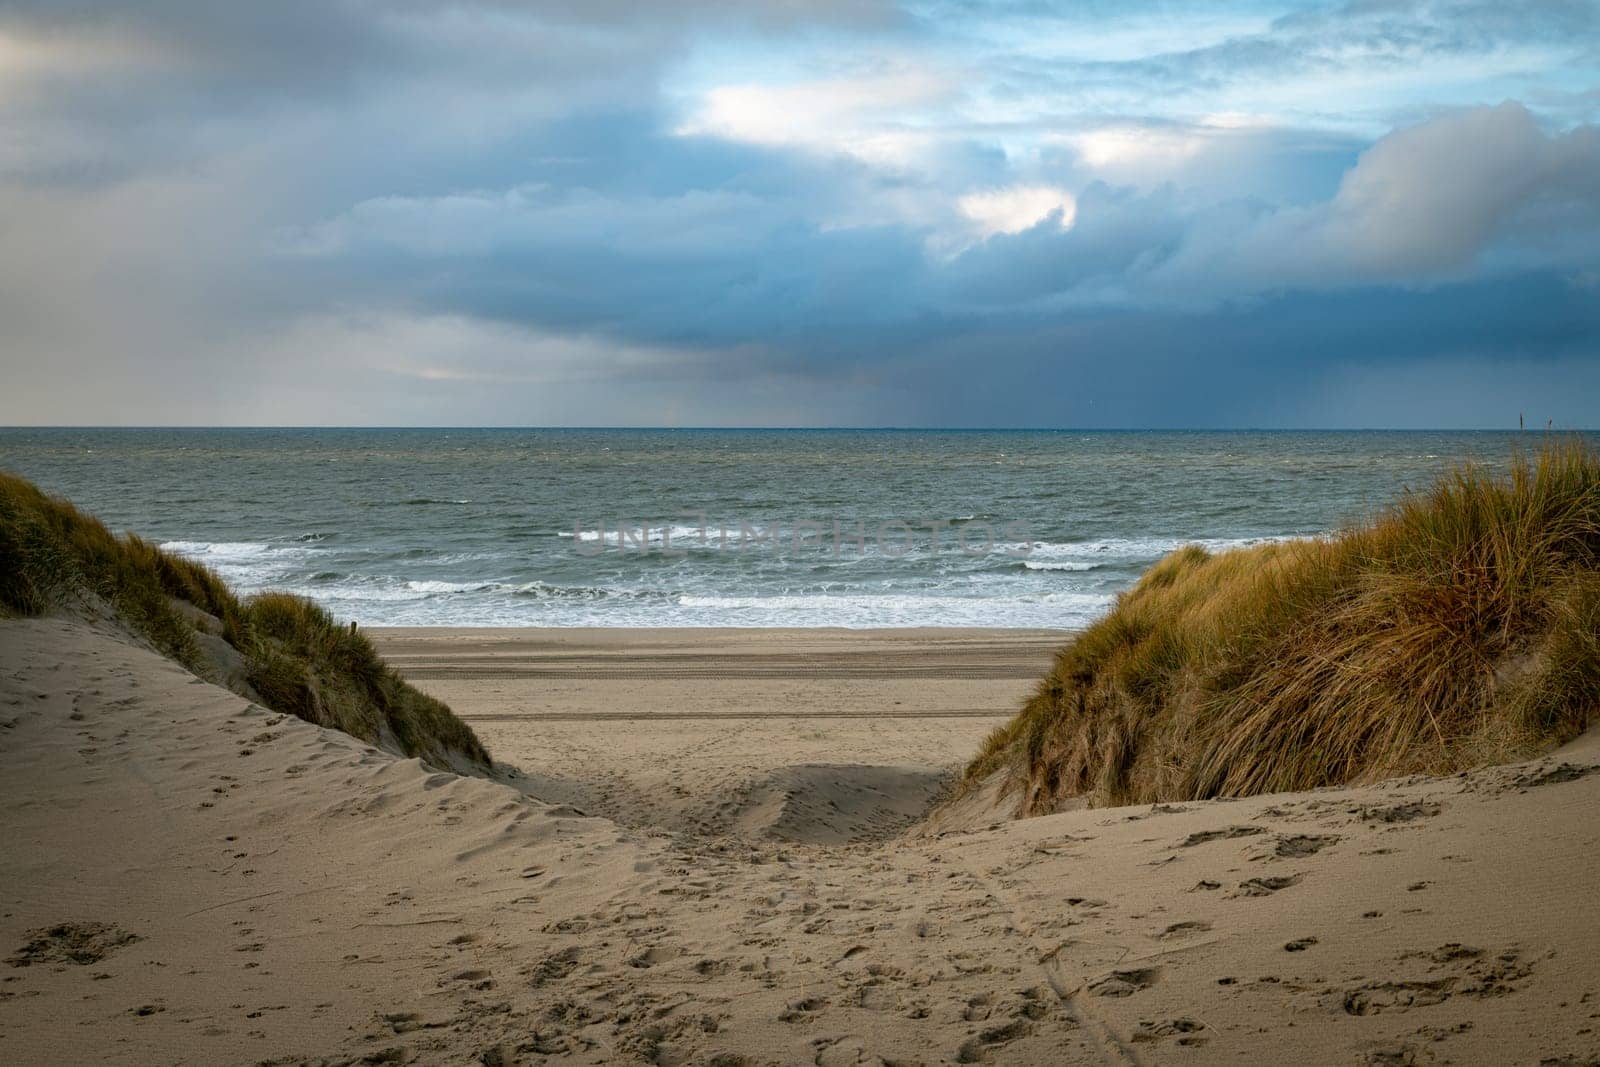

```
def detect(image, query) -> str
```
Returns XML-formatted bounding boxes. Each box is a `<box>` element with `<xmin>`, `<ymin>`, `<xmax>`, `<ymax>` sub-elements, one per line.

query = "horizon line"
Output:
<box><xmin>0</xmin><ymin>425</ymin><xmax>1593</xmax><ymax>434</ymax></box>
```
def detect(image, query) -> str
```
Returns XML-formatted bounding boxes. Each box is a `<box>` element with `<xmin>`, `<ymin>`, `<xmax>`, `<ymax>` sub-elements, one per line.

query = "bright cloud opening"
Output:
<box><xmin>1067</xmin><ymin>126</ymin><xmax>1209</xmax><ymax>169</ymax></box>
<box><xmin>958</xmin><ymin>185</ymin><xmax>1077</xmax><ymax>238</ymax></box>
<box><xmin>675</xmin><ymin>70</ymin><xmax>947</xmax><ymax>167</ymax></box>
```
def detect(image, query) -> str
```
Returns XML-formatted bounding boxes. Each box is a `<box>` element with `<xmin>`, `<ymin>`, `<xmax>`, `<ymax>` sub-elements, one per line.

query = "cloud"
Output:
<box><xmin>934</xmin><ymin>104</ymin><xmax>1600</xmax><ymax>315</ymax></box>
<box><xmin>1316</xmin><ymin>102</ymin><xmax>1600</xmax><ymax>275</ymax></box>
<box><xmin>0</xmin><ymin>3</ymin><xmax>1597</xmax><ymax>428</ymax></box>
<box><xmin>958</xmin><ymin>185</ymin><xmax>1077</xmax><ymax>238</ymax></box>
<box><xmin>1144</xmin><ymin>102</ymin><xmax>1600</xmax><ymax>294</ymax></box>
<box><xmin>675</xmin><ymin>67</ymin><xmax>954</xmax><ymax>168</ymax></box>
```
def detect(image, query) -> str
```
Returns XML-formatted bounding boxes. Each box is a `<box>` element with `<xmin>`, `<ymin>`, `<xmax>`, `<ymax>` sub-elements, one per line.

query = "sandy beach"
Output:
<box><xmin>3</xmin><ymin>615</ymin><xmax>1599</xmax><ymax>1065</ymax></box>
<box><xmin>368</xmin><ymin>628</ymin><xmax>1064</xmax><ymax>842</ymax></box>
<box><xmin>4</xmin><ymin>0</ymin><xmax>1595</xmax><ymax>1058</ymax></box>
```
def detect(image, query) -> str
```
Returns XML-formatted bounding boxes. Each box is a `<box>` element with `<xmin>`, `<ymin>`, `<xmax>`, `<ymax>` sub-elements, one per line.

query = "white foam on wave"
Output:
<box><xmin>162</xmin><ymin>538</ymin><xmax>324</xmax><ymax>587</ymax></box>
<box><xmin>279</xmin><ymin>580</ymin><xmax>1112</xmax><ymax>628</ymax></box>
<box><xmin>162</xmin><ymin>540</ymin><xmax>278</xmax><ymax>559</ymax></box>
<box><xmin>429</xmin><ymin>550</ymin><xmax>507</xmax><ymax>565</ymax></box>
<box><xmin>283</xmin><ymin>575</ymin><xmax>669</xmax><ymax>607</ymax></box>
<box><xmin>558</xmin><ymin>523</ymin><xmax>720</xmax><ymax>546</ymax></box>
<box><xmin>163</xmin><ymin>531</ymin><xmax>1307</xmax><ymax>629</ymax></box>
<box><xmin>1016</xmin><ymin>534</ymin><xmax>1307</xmax><ymax>562</ymax></box>
<box><xmin>276</xmin><ymin>577</ymin><xmax>440</xmax><ymax>603</ymax></box>
<box><xmin>672</xmin><ymin>591</ymin><xmax>1113</xmax><ymax>628</ymax></box>
<box><xmin>556</xmin><ymin>522</ymin><xmax>1017</xmax><ymax>556</ymax></box>
<box><xmin>404</xmin><ymin>579</ymin><xmax>501</xmax><ymax>594</ymax></box>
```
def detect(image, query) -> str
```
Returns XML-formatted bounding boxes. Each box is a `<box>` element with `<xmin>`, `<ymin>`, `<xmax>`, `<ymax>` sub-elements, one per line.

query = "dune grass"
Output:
<box><xmin>968</xmin><ymin>439</ymin><xmax>1600</xmax><ymax>814</ymax></box>
<box><xmin>0</xmin><ymin>470</ymin><xmax>489</xmax><ymax>768</ymax></box>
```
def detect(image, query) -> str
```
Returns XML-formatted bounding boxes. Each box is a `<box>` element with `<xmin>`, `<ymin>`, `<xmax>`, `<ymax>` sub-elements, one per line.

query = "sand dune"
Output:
<box><xmin>4</xmin><ymin>617</ymin><xmax>1600</xmax><ymax>1064</ymax></box>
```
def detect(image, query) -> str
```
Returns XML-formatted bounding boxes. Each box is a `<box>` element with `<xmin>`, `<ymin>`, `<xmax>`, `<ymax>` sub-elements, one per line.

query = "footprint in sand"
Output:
<box><xmin>1364</xmin><ymin>1044</ymin><xmax>1427</xmax><ymax>1066</ymax></box>
<box><xmin>962</xmin><ymin>992</ymin><xmax>994</xmax><ymax>1021</ymax></box>
<box><xmin>1178</xmin><ymin>825</ymin><xmax>1266</xmax><ymax>848</ymax></box>
<box><xmin>1014</xmin><ymin>986</ymin><xmax>1056</xmax><ymax>1021</ymax></box>
<box><xmin>626</xmin><ymin>944</ymin><xmax>681</xmax><ymax>969</ymax></box>
<box><xmin>447</xmin><ymin>968</ymin><xmax>494</xmax><ymax>990</ymax></box>
<box><xmin>1340</xmin><ymin>978</ymin><xmax>1454</xmax><ymax>1016</ymax></box>
<box><xmin>1158</xmin><ymin>920</ymin><xmax>1212</xmax><ymax>940</ymax></box>
<box><xmin>1087</xmin><ymin>966</ymin><xmax>1162</xmax><ymax>997</ymax></box>
<box><xmin>1335</xmin><ymin>943</ymin><xmax>1531</xmax><ymax>1016</ymax></box>
<box><xmin>812</xmin><ymin>1035</ymin><xmax>876</xmax><ymax>1066</ymax></box>
<box><xmin>778</xmin><ymin>996</ymin><xmax>829</xmax><ymax>1022</ymax></box>
<box><xmin>1270</xmin><ymin>834</ymin><xmax>1339</xmax><ymax>859</ymax></box>
<box><xmin>1357</xmin><ymin>800</ymin><xmax>1442</xmax><ymax>824</ymax></box>
<box><xmin>1132</xmin><ymin>1017</ymin><xmax>1206</xmax><ymax>1045</ymax></box>
<box><xmin>6</xmin><ymin>922</ymin><xmax>139</xmax><ymax>968</ymax></box>
<box><xmin>1510</xmin><ymin>762</ymin><xmax>1600</xmax><ymax>790</ymax></box>
<box><xmin>853</xmin><ymin>982</ymin><xmax>901</xmax><ymax>1011</ymax></box>
<box><xmin>956</xmin><ymin>1019</ymin><xmax>1033</xmax><ymax>1063</ymax></box>
<box><xmin>1231</xmin><ymin>874</ymin><xmax>1303</xmax><ymax>897</ymax></box>
<box><xmin>527</xmin><ymin>946</ymin><xmax>583</xmax><ymax>987</ymax></box>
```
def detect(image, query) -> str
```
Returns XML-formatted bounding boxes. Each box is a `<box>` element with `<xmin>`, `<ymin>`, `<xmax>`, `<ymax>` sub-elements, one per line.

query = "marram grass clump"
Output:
<box><xmin>244</xmin><ymin>592</ymin><xmax>487</xmax><ymax>766</ymax></box>
<box><xmin>0</xmin><ymin>471</ymin><xmax>489</xmax><ymax>769</ymax></box>
<box><xmin>968</xmin><ymin>440</ymin><xmax>1600</xmax><ymax>815</ymax></box>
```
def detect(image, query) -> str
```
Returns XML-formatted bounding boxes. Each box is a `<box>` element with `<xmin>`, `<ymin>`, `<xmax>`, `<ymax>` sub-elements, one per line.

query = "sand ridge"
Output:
<box><xmin>3</xmin><ymin>618</ymin><xmax>1600</xmax><ymax>1064</ymax></box>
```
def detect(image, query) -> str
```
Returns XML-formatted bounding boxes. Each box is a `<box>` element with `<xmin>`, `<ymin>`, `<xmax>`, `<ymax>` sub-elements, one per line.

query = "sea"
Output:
<box><xmin>0</xmin><ymin>429</ymin><xmax>1561</xmax><ymax>628</ymax></box>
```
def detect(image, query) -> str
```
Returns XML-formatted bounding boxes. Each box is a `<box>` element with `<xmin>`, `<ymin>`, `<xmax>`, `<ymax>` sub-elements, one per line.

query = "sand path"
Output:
<box><xmin>369</xmin><ymin>627</ymin><xmax>1061</xmax><ymax>841</ymax></box>
<box><xmin>3</xmin><ymin>617</ymin><xmax>1599</xmax><ymax>1064</ymax></box>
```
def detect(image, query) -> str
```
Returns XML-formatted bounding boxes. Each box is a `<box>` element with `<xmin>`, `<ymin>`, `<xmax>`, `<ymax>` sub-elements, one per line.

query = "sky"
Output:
<box><xmin>1</xmin><ymin>1</ymin><xmax>1598</xmax><ymax>428</ymax></box>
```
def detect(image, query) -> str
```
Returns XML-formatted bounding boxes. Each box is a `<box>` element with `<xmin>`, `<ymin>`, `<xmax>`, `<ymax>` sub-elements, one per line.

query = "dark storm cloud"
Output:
<box><xmin>0</xmin><ymin>0</ymin><xmax>900</xmax><ymax>187</ymax></box>
<box><xmin>285</xmin><ymin>103</ymin><xmax>1600</xmax><ymax>336</ymax></box>
<box><xmin>893</xmin><ymin>271</ymin><xmax>1600</xmax><ymax>428</ymax></box>
<box><xmin>0</xmin><ymin>1</ymin><xmax>1597</xmax><ymax>426</ymax></box>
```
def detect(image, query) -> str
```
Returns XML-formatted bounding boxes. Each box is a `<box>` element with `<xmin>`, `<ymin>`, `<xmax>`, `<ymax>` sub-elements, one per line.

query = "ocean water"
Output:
<box><xmin>0</xmin><ymin>429</ymin><xmax>1558</xmax><ymax>628</ymax></box>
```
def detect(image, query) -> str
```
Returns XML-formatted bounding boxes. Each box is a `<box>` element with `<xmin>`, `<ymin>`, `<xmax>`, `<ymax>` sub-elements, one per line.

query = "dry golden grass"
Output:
<box><xmin>967</xmin><ymin>439</ymin><xmax>1600</xmax><ymax>814</ymax></box>
<box><xmin>0</xmin><ymin>471</ymin><xmax>489</xmax><ymax>768</ymax></box>
<box><xmin>245</xmin><ymin>591</ymin><xmax>486</xmax><ymax>764</ymax></box>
